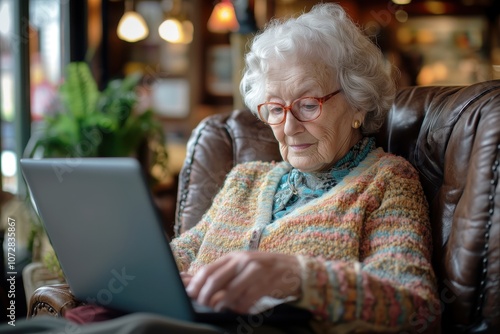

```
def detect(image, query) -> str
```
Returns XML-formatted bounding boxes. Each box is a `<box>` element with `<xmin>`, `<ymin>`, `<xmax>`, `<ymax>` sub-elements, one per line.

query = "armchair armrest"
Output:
<box><xmin>27</xmin><ymin>284</ymin><xmax>84</xmax><ymax>318</ymax></box>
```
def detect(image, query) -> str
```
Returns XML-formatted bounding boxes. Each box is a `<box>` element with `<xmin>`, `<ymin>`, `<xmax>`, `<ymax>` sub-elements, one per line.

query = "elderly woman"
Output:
<box><xmin>173</xmin><ymin>3</ymin><xmax>439</xmax><ymax>334</ymax></box>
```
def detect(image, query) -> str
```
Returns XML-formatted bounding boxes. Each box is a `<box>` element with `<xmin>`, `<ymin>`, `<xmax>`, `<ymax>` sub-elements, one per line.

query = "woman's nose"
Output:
<box><xmin>283</xmin><ymin>111</ymin><xmax>304</xmax><ymax>136</ymax></box>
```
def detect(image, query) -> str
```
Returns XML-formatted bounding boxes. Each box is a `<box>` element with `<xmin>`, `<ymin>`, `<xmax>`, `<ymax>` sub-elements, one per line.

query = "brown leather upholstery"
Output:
<box><xmin>174</xmin><ymin>109</ymin><xmax>282</xmax><ymax>236</ymax></box>
<box><xmin>378</xmin><ymin>82</ymin><xmax>500</xmax><ymax>333</ymax></box>
<box><xmin>27</xmin><ymin>284</ymin><xmax>81</xmax><ymax>318</ymax></box>
<box><xmin>27</xmin><ymin>81</ymin><xmax>500</xmax><ymax>333</ymax></box>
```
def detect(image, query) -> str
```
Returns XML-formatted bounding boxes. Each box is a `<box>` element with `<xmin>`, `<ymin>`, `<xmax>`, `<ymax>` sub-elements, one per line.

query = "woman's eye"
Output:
<box><xmin>269</xmin><ymin>106</ymin><xmax>284</xmax><ymax>114</ymax></box>
<box><xmin>302</xmin><ymin>104</ymin><xmax>318</xmax><ymax>111</ymax></box>
<box><xmin>296</xmin><ymin>98</ymin><xmax>319</xmax><ymax>112</ymax></box>
<box><xmin>299</xmin><ymin>102</ymin><xmax>319</xmax><ymax>113</ymax></box>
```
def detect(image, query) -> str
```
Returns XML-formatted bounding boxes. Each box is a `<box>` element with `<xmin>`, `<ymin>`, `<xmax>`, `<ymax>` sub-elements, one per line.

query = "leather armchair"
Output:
<box><xmin>27</xmin><ymin>81</ymin><xmax>500</xmax><ymax>333</ymax></box>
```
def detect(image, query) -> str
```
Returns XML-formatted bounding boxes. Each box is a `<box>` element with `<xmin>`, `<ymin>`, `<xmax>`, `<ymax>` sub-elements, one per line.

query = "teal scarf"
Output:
<box><xmin>272</xmin><ymin>137</ymin><xmax>376</xmax><ymax>220</ymax></box>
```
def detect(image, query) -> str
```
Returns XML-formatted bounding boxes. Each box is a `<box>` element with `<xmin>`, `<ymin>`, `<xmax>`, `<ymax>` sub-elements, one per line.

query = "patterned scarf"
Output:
<box><xmin>272</xmin><ymin>137</ymin><xmax>376</xmax><ymax>220</ymax></box>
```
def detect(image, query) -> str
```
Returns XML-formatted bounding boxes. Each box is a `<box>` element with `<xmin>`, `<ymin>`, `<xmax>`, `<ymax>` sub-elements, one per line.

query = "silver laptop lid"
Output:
<box><xmin>20</xmin><ymin>158</ymin><xmax>194</xmax><ymax>321</ymax></box>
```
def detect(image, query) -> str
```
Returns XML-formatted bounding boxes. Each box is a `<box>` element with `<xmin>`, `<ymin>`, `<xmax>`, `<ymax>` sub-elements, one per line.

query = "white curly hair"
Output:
<box><xmin>239</xmin><ymin>3</ymin><xmax>396</xmax><ymax>134</ymax></box>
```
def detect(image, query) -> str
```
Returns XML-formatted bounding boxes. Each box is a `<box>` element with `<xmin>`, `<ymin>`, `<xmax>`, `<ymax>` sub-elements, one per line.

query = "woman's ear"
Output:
<box><xmin>352</xmin><ymin>109</ymin><xmax>367</xmax><ymax>129</ymax></box>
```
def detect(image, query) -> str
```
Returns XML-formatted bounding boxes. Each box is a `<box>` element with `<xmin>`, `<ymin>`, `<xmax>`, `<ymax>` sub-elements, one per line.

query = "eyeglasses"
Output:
<box><xmin>257</xmin><ymin>89</ymin><xmax>342</xmax><ymax>125</ymax></box>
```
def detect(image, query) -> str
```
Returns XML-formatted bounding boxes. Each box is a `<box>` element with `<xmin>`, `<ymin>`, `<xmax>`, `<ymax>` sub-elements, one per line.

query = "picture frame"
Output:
<box><xmin>150</xmin><ymin>78</ymin><xmax>190</xmax><ymax>118</ymax></box>
<box><xmin>205</xmin><ymin>44</ymin><xmax>233</xmax><ymax>97</ymax></box>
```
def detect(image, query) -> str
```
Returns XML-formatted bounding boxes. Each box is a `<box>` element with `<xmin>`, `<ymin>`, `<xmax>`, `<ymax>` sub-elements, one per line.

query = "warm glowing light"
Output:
<box><xmin>433</xmin><ymin>62</ymin><xmax>448</xmax><ymax>81</ymax></box>
<box><xmin>425</xmin><ymin>1</ymin><xmax>446</xmax><ymax>14</ymax></box>
<box><xmin>159</xmin><ymin>18</ymin><xmax>193</xmax><ymax>44</ymax></box>
<box><xmin>392</xmin><ymin>0</ymin><xmax>412</xmax><ymax>4</ymax></box>
<box><xmin>417</xmin><ymin>65</ymin><xmax>435</xmax><ymax>85</ymax></box>
<box><xmin>159</xmin><ymin>18</ymin><xmax>183</xmax><ymax>43</ymax></box>
<box><xmin>207</xmin><ymin>0</ymin><xmax>239</xmax><ymax>33</ymax></box>
<box><xmin>416</xmin><ymin>29</ymin><xmax>436</xmax><ymax>44</ymax></box>
<box><xmin>117</xmin><ymin>11</ymin><xmax>149</xmax><ymax>42</ymax></box>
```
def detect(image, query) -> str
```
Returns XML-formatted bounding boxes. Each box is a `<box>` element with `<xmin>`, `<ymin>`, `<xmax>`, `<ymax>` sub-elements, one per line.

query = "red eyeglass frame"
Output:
<box><xmin>257</xmin><ymin>89</ymin><xmax>342</xmax><ymax>125</ymax></box>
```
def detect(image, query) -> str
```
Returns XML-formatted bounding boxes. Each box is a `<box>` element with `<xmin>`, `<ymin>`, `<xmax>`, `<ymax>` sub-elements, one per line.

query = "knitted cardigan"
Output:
<box><xmin>171</xmin><ymin>148</ymin><xmax>440</xmax><ymax>333</ymax></box>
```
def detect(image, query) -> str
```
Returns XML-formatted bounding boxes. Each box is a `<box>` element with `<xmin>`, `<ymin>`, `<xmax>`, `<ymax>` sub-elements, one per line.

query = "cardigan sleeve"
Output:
<box><xmin>169</xmin><ymin>165</ymin><xmax>241</xmax><ymax>272</ymax></box>
<box><xmin>170</xmin><ymin>161</ymin><xmax>275</xmax><ymax>273</ymax></box>
<box><xmin>295</xmin><ymin>158</ymin><xmax>440</xmax><ymax>333</ymax></box>
<box><xmin>170</xmin><ymin>218</ymin><xmax>210</xmax><ymax>272</ymax></box>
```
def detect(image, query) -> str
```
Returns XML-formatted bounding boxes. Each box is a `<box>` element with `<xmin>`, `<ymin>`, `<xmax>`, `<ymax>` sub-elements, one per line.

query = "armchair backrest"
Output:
<box><xmin>175</xmin><ymin>80</ymin><xmax>500</xmax><ymax>333</ymax></box>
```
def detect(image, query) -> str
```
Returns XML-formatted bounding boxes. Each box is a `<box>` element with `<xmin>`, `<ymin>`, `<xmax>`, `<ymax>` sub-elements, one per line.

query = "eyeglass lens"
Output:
<box><xmin>260</xmin><ymin>97</ymin><xmax>321</xmax><ymax>124</ymax></box>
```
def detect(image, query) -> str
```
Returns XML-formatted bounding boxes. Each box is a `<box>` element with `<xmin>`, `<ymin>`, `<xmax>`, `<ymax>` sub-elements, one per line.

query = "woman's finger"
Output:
<box><xmin>186</xmin><ymin>255</ymin><xmax>234</xmax><ymax>302</ymax></box>
<box><xmin>216</xmin><ymin>252</ymin><xmax>302</xmax><ymax>313</ymax></box>
<box><xmin>196</xmin><ymin>257</ymin><xmax>240</xmax><ymax>306</ymax></box>
<box><xmin>180</xmin><ymin>272</ymin><xmax>192</xmax><ymax>287</ymax></box>
<box><xmin>187</xmin><ymin>251</ymin><xmax>302</xmax><ymax>314</ymax></box>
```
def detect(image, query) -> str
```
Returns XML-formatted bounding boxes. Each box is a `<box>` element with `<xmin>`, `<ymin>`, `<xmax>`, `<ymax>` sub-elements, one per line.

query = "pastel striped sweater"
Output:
<box><xmin>171</xmin><ymin>148</ymin><xmax>439</xmax><ymax>333</ymax></box>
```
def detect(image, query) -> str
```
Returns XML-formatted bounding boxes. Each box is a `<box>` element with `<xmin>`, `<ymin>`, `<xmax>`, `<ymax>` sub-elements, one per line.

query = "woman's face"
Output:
<box><xmin>264</xmin><ymin>61</ymin><xmax>364</xmax><ymax>172</ymax></box>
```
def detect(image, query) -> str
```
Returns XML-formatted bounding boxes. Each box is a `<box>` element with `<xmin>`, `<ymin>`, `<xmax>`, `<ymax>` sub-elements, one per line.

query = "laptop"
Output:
<box><xmin>20</xmin><ymin>158</ymin><xmax>311</xmax><ymax>325</ymax></box>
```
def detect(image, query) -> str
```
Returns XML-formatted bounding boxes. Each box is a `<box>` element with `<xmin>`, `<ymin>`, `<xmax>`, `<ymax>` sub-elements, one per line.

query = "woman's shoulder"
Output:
<box><xmin>231</xmin><ymin>160</ymin><xmax>284</xmax><ymax>172</ymax></box>
<box><xmin>223</xmin><ymin>161</ymin><xmax>286</xmax><ymax>180</ymax></box>
<box><xmin>367</xmin><ymin>147</ymin><xmax>419</xmax><ymax>179</ymax></box>
<box><xmin>218</xmin><ymin>161</ymin><xmax>286</xmax><ymax>196</ymax></box>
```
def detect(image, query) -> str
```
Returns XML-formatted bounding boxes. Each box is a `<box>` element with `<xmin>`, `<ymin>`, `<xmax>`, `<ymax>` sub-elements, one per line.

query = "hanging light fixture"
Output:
<box><xmin>207</xmin><ymin>0</ymin><xmax>239</xmax><ymax>33</ymax></box>
<box><xmin>158</xmin><ymin>0</ymin><xmax>193</xmax><ymax>44</ymax></box>
<box><xmin>159</xmin><ymin>18</ymin><xmax>184</xmax><ymax>43</ymax></box>
<box><xmin>117</xmin><ymin>0</ymin><xmax>149</xmax><ymax>42</ymax></box>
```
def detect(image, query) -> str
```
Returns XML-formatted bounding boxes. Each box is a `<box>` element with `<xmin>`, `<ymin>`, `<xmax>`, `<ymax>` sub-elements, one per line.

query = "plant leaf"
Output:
<box><xmin>59</xmin><ymin>62</ymin><xmax>99</xmax><ymax>118</ymax></box>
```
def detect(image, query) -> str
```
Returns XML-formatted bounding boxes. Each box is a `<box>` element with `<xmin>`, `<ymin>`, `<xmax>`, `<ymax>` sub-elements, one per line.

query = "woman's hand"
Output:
<box><xmin>180</xmin><ymin>272</ymin><xmax>193</xmax><ymax>287</ymax></box>
<box><xmin>186</xmin><ymin>251</ymin><xmax>302</xmax><ymax>314</ymax></box>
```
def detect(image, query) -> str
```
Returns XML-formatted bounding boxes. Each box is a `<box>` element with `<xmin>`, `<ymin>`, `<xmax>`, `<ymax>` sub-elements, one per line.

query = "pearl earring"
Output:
<box><xmin>353</xmin><ymin>120</ymin><xmax>361</xmax><ymax>129</ymax></box>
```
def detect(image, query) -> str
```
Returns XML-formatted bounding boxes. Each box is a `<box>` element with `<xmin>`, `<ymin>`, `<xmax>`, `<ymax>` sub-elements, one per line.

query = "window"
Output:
<box><xmin>0</xmin><ymin>0</ymin><xmax>68</xmax><ymax>195</ymax></box>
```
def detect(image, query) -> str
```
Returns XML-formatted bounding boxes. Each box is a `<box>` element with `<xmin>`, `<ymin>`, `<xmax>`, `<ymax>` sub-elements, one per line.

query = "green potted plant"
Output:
<box><xmin>25</xmin><ymin>61</ymin><xmax>168</xmax><ymax>181</ymax></box>
<box><xmin>23</xmin><ymin>62</ymin><xmax>169</xmax><ymax>278</ymax></box>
